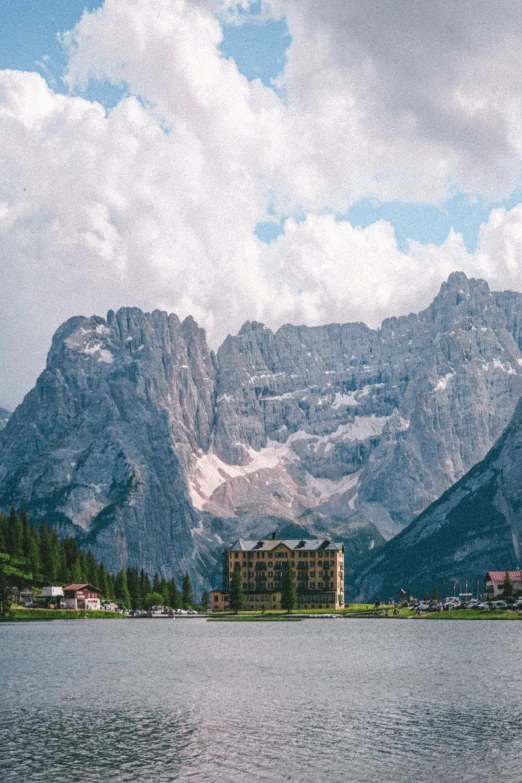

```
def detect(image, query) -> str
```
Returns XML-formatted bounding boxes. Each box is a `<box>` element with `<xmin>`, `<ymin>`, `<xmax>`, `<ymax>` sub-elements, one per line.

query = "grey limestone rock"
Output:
<box><xmin>0</xmin><ymin>408</ymin><xmax>9</xmax><ymax>431</ymax></box>
<box><xmin>351</xmin><ymin>396</ymin><xmax>522</xmax><ymax>602</ymax></box>
<box><xmin>2</xmin><ymin>272</ymin><xmax>522</xmax><ymax>588</ymax></box>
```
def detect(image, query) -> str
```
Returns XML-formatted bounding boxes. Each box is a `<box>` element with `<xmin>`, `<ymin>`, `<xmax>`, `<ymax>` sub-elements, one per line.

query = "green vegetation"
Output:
<box><xmin>0</xmin><ymin>507</ymin><xmax>201</xmax><ymax>617</ymax></box>
<box><xmin>0</xmin><ymin>608</ymin><xmax>125</xmax><ymax>622</ymax></box>
<box><xmin>423</xmin><ymin>609</ymin><xmax>521</xmax><ymax>620</ymax></box>
<box><xmin>503</xmin><ymin>569</ymin><xmax>513</xmax><ymax>598</ymax></box>
<box><xmin>281</xmin><ymin>562</ymin><xmax>297</xmax><ymax>613</ymax></box>
<box><xmin>145</xmin><ymin>591</ymin><xmax>164</xmax><ymax>610</ymax></box>
<box><xmin>229</xmin><ymin>566</ymin><xmax>244</xmax><ymax>613</ymax></box>
<box><xmin>182</xmin><ymin>572</ymin><xmax>195</xmax><ymax>609</ymax></box>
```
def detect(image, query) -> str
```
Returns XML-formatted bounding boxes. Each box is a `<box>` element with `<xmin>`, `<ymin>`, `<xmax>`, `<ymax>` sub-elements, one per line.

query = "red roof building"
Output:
<box><xmin>61</xmin><ymin>583</ymin><xmax>101</xmax><ymax>610</ymax></box>
<box><xmin>485</xmin><ymin>571</ymin><xmax>522</xmax><ymax>596</ymax></box>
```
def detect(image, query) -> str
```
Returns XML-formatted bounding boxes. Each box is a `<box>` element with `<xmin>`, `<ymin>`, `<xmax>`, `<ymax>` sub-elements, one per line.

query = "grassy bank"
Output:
<box><xmin>423</xmin><ymin>609</ymin><xmax>522</xmax><ymax>620</ymax></box>
<box><xmin>0</xmin><ymin>608</ymin><xmax>126</xmax><ymax>622</ymax></box>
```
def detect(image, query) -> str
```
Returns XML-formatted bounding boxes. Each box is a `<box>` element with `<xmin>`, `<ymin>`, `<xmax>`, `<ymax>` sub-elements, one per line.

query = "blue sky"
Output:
<box><xmin>2</xmin><ymin>0</ymin><xmax>522</xmax><ymax>408</ymax></box>
<box><xmin>1</xmin><ymin>0</ymin><xmax>516</xmax><ymax>253</ymax></box>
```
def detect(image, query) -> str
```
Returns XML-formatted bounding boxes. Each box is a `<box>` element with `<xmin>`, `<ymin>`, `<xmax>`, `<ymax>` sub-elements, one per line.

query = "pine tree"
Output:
<box><xmin>40</xmin><ymin>522</ymin><xmax>57</xmax><ymax>583</ymax></box>
<box><xmin>503</xmin><ymin>569</ymin><xmax>513</xmax><ymax>598</ymax></box>
<box><xmin>7</xmin><ymin>507</ymin><xmax>22</xmax><ymax>559</ymax></box>
<box><xmin>70</xmin><ymin>560</ymin><xmax>81</xmax><ymax>584</ymax></box>
<box><xmin>182</xmin><ymin>572</ymin><xmax>194</xmax><ymax>609</ymax></box>
<box><xmin>106</xmin><ymin>573</ymin><xmax>116</xmax><ymax>601</ymax></box>
<box><xmin>153</xmin><ymin>573</ymin><xmax>162</xmax><ymax>594</ymax></box>
<box><xmin>432</xmin><ymin>586</ymin><xmax>440</xmax><ymax>602</ymax></box>
<box><xmin>126</xmin><ymin>566</ymin><xmax>141</xmax><ymax>609</ymax></box>
<box><xmin>86</xmin><ymin>551</ymin><xmax>98</xmax><ymax>586</ymax></box>
<box><xmin>423</xmin><ymin>589</ymin><xmax>430</xmax><ymax>601</ymax></box>
<box><xmin>79</xmin><ymin>551</ymin><xmax>89</xmax><ymax>583</ymax></box>
<box><xmin>0</xmin><ymin>513</ymin><xmax>7</xmax><ymax>553</ymax></box>
<box><xmin>50</xmin><ymin>528</ymin><xmax>61</xmax><ymax>582</ymax></box>
<box><xmin>115</xmin><ymin>569</ymin><xmax>131</xmax><ymax>609</ymax></box>
<box><xmin>27</xmin><ymin>531</ymin><xmax>41</xmax><ymax>580</ymax></box>
<box><xmin>229</xmin><ymin>567</ymin><xmax>244</xmax><ymax>614</ymax></box>
<box><xmin>97</xmin><ymin>563</ymin><xmax>109</xmax><ymax>601</ymax></box>
<box><xmin>281</xmin><ymin>562</ymin><xmax>297</xmax><ymax>613</ymax></box>
<box><xmin>139</xmin><ymin>569</ymin><xmax>152</xmax><ymax>602</ymax></box>
<box><xmin>56</xmin><ymin>544</ymin><xmax>69</xmax><ymax>584</ymax></box>
<box><xmin>168</xmin><ymin>577</ymin><xmax>182</xmax><ymax>609</ymax></box>
<box><xmin>20</xmin><ymin>509</ymin><xmax>30</xmax><ymax>558</ymax></box>
<box><xmin>0</xmin><ymin>564</ymin><xmax>12</xmax><ymax>616</ymax></box>
<box><xmin>160</xmin><ymin>577</ymin><xmax>170</xmax><ymax>607</ymax></box>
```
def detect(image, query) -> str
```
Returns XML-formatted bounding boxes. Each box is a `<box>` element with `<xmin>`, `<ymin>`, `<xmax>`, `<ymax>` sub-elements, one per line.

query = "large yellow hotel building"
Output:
<box><xmin>211</xmin><ymin>535</ymin><xmax>345</xmax><ymax>612</ymax></box>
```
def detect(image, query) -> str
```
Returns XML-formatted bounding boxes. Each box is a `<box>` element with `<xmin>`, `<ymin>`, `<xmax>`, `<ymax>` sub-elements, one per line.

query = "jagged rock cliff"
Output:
<box><xmin>2</xmin><ymin>272</ymin><xmax>522</xmax><ymax>586</ymax></box>
<box><xmin>352</xmin><ymin>397</ymin><xmax>522</xmax><ymax>602</ymax></box>
<box><xmin>0</xmin><ymin>408</ymin><xmax>9</xmax><ymax>431</ymax></box>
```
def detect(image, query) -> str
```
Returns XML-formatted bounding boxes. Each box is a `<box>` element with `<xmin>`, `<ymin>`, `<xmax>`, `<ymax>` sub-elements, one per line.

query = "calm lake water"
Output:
<box><xmin>1</xmin><ymin>618</ymin><xmax>521</xmax><ymax>783</ymax></box>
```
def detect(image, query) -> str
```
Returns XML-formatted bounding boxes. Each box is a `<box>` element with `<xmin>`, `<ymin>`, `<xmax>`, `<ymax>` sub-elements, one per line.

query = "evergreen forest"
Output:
<box><xmin>0</xmin><ymin>507</ymin><xmax>202</xmax><ymax>611</ymax></box>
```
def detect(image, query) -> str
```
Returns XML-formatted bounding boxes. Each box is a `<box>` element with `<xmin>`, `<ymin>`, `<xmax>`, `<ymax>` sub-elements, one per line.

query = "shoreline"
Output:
<box><xmin>3</xmin><ymin>607</ymin><xmax>521</xmax><ymax>623</ymax></box>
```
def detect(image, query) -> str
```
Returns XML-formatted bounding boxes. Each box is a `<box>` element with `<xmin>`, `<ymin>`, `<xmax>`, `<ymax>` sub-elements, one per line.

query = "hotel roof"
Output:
<box><xmin>226</xmin><ymin>538</ymin><xmax>343</xmax><ymax>552</ymax></box>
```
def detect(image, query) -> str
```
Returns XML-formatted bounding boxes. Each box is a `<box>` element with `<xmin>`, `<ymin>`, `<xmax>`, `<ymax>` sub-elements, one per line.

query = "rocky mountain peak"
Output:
<box><xmin>238</xmin><ymin>321</ymin><xmax>266</xmax><ymax>335</ymax></box>
<box><xmin>3</xmin><ymin>272</ymin><xmax>522</xmax><ymax>589</ymax></box>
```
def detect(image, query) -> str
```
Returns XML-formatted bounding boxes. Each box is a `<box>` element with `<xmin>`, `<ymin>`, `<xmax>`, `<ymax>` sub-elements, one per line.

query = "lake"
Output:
<box><xmin>1</xmin><ymin>618</ymin><xmax>521</xmax><ymax>782</ymax></box>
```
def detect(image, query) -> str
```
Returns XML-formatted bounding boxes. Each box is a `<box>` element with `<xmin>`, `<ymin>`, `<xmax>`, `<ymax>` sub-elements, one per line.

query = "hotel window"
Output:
<box><xmin>268</xmin><ymin>582</ymin><xmax>273</xmax><ymax>588</ymax></box>
<box><xmin>310</xmin><ymin>571</ymin><xmax>315</xmax><ymax>577</ymax></box>
<box><xmin>268</xmin><ymin>571</ymin><xmax>273</xmax><ymax>577</ymax></box>
<box><xmin>310</xmin><ymin>582</ymin><xmax>315</xmax><ymax>588</ymax></box>
<box><xmin>318</xmin><ymin>582</ymin><xmax>323</xmax><ymax>588</ymax></box>
<box><xmin>243</xmin><ymin>583</ymin><xmax>247</xmax><ymax>589</ymax></box>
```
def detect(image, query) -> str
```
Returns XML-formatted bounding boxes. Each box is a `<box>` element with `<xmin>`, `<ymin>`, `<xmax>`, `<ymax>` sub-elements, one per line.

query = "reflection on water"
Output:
<box><xmin>1</xmin><ymin>619</ymin><xmax>521</xmax><ymax>783</ymax></box>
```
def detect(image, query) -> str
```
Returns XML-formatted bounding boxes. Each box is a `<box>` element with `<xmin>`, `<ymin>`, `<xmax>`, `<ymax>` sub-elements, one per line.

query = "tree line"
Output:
<box><xmin>0</xmin><ymin>507</ymin><xmax>205</xmax><ymax>612</ymax></box>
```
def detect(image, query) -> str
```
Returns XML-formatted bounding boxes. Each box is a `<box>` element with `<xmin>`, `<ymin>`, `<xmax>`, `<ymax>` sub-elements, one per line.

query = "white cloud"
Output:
<box><xmin>2</xmin><ymin>1</ymin><xmax>522</xmax><ymax>408</ymax></box>
<box><xmin>274</xmin><ymin>0</ymin><xmax>522</xmax><ymax>202</ymax></box>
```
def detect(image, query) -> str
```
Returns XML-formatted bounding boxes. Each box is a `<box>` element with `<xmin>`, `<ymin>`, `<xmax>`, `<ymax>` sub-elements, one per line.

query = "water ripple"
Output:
<box><xmin>1</xmin><ymin>619</ymin><xmax>521</xmax><ymax>782</ymax></box>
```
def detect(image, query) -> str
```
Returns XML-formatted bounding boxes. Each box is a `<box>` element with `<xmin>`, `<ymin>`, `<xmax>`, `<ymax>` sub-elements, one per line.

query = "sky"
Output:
<box><xmin>2</xmin><ymin>0</ymin><xmax>522</xmax><ymax>408</ymax></box>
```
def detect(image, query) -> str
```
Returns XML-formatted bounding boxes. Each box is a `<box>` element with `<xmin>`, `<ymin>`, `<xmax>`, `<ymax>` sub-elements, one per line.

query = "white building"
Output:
<box><xmin>485</xmin><ymin>571</ymin><xmax>522</xmax><ymax>597</ymax></box>
<box><xmin>41</xmin><ymin>586</ymin><xmax>64</xmax><ymax>598</ymax></box>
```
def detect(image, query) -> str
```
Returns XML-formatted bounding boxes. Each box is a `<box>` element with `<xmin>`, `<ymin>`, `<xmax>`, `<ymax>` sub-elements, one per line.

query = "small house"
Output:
<box><xmin>484</xmin><ymin>571</ymin><xmax>522</xmax><ymax>597</ymax></box>
<box><xmin>61</xmin><ymin>584</ymin><xmax>101</xmax><ymax>610</ymax></box>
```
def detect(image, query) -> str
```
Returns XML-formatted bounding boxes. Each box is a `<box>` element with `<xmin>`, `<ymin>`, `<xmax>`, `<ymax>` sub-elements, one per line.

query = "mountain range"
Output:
<box><xmin>352</xmin><ymin>396</ymin><xmax>522</xmax><ymax>601</ymax></box>
<box><xmin>1</xmin><ymin>271</ymin><xmax>522</xmax><ymax>592</ymax></box>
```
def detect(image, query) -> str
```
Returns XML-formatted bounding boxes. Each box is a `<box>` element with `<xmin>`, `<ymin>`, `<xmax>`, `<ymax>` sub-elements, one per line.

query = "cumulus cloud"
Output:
<box><xmin>275</xmin><ymin>0</ymin><xmax>522</xmax><ymax>201</ymax></box>
<box><xmin>2</xmin><ymin>0</ymin><xmax>522</xmax><ymax>408</ymax></box>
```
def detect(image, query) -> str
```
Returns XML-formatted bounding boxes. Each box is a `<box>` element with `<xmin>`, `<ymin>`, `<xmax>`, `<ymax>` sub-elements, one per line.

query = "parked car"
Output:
<box><xmin>187</xmin><ymin>609</ymin><xmax>198</xmax><ymax>615</ymax></box>
<box><xmin>490</xmin><ymin>600</ymin><xmax>507</xmax><ymax>609</ymax></box>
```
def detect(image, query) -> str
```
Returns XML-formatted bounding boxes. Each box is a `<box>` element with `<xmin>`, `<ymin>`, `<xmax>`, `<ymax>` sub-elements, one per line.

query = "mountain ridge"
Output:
<box><xmin>2</xmin><ymin>271</ymin><xmax>522</xmax><ymax>588</ymax></box>
<box><xmin>351</xmin><ymin>396</ymin><xmax>522</xmax><ymax>602</ymax></box>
